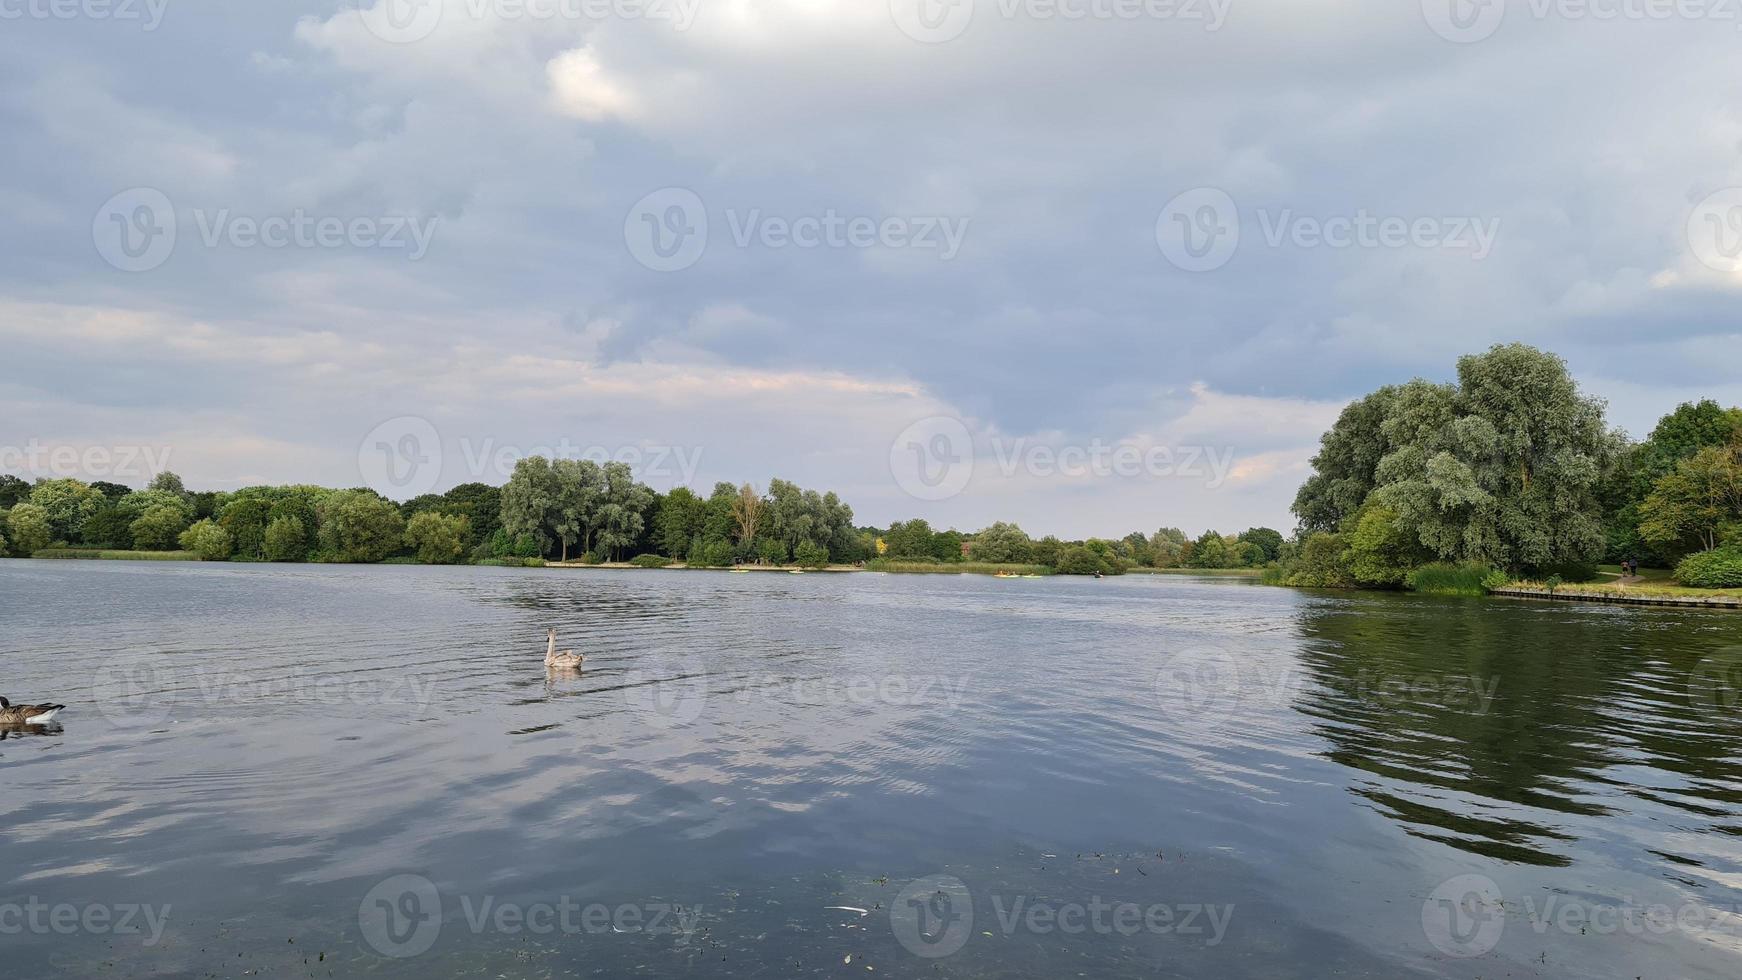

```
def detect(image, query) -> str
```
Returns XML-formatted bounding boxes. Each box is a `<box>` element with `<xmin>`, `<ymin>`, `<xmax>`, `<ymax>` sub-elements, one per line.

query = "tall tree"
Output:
<box><xmin>730</xmin><ymin>483</ymin><xmax>764</xmax><ymax>545</ymax></box>
<box><xmin>1638</xmin><ymin>444</ymin><xmax>1742</xmax><ymax>553</ymax></box>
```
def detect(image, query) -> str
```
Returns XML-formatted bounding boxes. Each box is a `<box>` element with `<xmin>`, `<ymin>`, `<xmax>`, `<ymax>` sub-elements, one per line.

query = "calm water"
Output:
<box><xmin>3</xmin><ymin>561</ymin><xmax>1742</xmax><ymax>978</ymax></box>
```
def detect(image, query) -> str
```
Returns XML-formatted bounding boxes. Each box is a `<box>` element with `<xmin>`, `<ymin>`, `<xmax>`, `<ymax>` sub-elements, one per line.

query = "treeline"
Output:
<box><xmin>0</xmin><ymin>458</ymin><xmax>1282</xmax><ymax>578</ymax></box>
<box><xmin>1272</xmin><ymin>343</ymin><xmax>1742</xmax><ymax>591</ymax></box>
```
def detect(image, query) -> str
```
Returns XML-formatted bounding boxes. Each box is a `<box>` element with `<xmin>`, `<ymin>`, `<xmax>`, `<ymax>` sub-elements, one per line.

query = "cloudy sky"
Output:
<box><xmin>2</xmin><ymin>0</ymin><xmax>1739</xmax><ymax>538</ymax></box>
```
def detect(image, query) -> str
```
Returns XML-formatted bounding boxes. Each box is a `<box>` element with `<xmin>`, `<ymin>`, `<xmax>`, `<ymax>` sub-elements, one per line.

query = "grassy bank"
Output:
<box><xmin>864</xmin><ymin>560</ymin><xmax>1052</xmax><ymax>575</ymax></box>
<box><xmin>1511</xmin><ymin>579</ymin><xmax>1742</xmax><ymax>602</ymax></box>
<box><xmin>1127</xmin><ymin>566</ymin><xmax>1263</xmax><ymax>577</ymax></box>
<box><xmin>32</xmin><ymin>549</ymin><xmax>200</xmax><ymax>561</ymax></box>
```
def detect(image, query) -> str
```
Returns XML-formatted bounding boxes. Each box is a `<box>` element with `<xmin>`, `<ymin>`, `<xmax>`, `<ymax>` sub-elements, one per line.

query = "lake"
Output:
<box><xmin>2</xmin><ymin>560</ymin><xmax>1740</xmax><ymax>978</ymax></box>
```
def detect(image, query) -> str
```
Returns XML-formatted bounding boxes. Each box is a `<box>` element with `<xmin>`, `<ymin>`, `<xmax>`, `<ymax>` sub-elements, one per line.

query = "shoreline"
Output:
<box><xmin>1492</xmin><ymin>585</ymin><xmax>1741</xmax><ymax>610</ymax></box>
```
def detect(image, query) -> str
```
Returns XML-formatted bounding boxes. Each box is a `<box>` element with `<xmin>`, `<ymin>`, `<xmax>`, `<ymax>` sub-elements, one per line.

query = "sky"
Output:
<box><xmin>1</xmin><ymin>0</ymin><xmax>1740</xmax><ymax>539</ymax></box>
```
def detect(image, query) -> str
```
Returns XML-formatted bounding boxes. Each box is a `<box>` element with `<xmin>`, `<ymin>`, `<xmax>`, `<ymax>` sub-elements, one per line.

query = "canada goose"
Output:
<box><xmin>0</xmin><ymin>697</ymin><xmax>65</xmax><ymax>725</ymax></box>
<box><xmin>544</xmin><ymin>629</ymin><xmax>584</xmax><ymax>669</ymax></box>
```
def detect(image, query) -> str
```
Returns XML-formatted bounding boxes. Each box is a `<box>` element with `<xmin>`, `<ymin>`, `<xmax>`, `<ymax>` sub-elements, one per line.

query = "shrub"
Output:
<box><xmin>1481</xmin><ymin>569</ymin><xmax>1513</xmax><ymax>592</ymax></box>
<box><xmin>178</xmin><ymin>519</ymin><xmax>234</xmax><ymax>561</ymax></box>
<box><xmin>1053</xmin><ymin>545</ymin><xmax>1103</xmax><ymax>575</ymax></box>
<box><xmin>630</xmin><ymin>553</ymin><xmax>671</xmax><ymax>568</ymax></box>
<box><xmin>1545</xmin><ymin>574</ymin><xmax>1564</xmax><ymax>593</ymax></box>
<box><xmin>1272</xmin><ymin>532</ymin><xmax>1355</xmax><ymax>588</ymax></box>
<box><xmin>263</xmin><ymin>516</ymin><xmax>308</xmax><ymax>562</ymax></box>
<box><xmin>758</xmin><ymin>538</ymin><xmax>789</xmax><ymax>565</ymax></box>
<box><xmin>1675</xmin><ymin>547</ymin><xmax>1742</xmax><ymax>588</ymax></box>
<box><xmin>1406</xmin><ymin>562</ymin><xmax>1495</xmax><ymax>597</ymax></box>
<box><xmin>580</xmin><ymin>549</ymin><xmax>606</xmax><ymax>565</ymax></box>
<box><xmin>793</xmin><ymin>539</ymin><xmax>830</xmax><ymax>568</ymax></box>
<box><xmin>688</xmin><ymin>539</ymin><xmax>736</xmax><ymax>568</ymax></box>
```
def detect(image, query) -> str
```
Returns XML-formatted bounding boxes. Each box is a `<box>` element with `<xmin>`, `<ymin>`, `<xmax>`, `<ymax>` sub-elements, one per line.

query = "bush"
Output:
<box><xmin>178</xmin><ymin>519</ymin><xmax>234</xmax><ymax>561</ymax></box>
<box><xmin>758</xmin><ymin>538</ymin><xmax>789</xmax><ymax>565</ymax></box>
<box><xmin>1406</xmin><ymin>562</ymin><xmax>1495</xmax><ymax>596</ymax></box>
<box><xmin>1481</xmin><ymin>569</ymin><xmax>1513</xmax><ymax>592</ymax></box>
<box><xmin>1053</xmin><ymin>545</ymin><xmax>1103</xmax><ymax>575</ymax></box>
<box><xmin>1675</xmin><ymin>547</ymin><xmax>1742</xmax><ymax>588</ymax></box>
<box><xmin>688</xmin><ymin>539</ymin><xmax>736</xmax><ymax>568</ymax></box>
<box><xmin>1271</xmin><ymin>532</ymin><xmax>1355</xmax><ymax>588</ymax></box>
<box><xmin>630</xmin><ymin>553</ymin><xmax>671</xmax><ymax>568</ymax></box>
<box><xmin>793</xmin><ymin>539</ymin><xmax>830</xmax><ymax>568</ymax></box>
<box><xmin>263</xmin><ymin>516</ymin><xmax>308</xmax><ymax>562</ymax></box>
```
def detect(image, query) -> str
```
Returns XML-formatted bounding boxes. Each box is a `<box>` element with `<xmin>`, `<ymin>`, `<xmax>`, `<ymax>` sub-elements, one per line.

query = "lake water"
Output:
<box><xmin>3</xmin><ymin>561</ymin><xmax>1741</xmax><ymax>978</ymax></box>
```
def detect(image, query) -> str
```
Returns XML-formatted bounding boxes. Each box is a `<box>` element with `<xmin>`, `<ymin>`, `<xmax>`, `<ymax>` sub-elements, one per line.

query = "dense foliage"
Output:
<box><xmin>1279</xmin><ymin>344</ymin><xmax>1742</xmax><ymax>591</ymax></box>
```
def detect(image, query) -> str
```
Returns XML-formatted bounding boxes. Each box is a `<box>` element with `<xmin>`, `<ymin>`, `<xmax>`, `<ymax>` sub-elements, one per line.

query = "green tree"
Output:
<box><xmin>441</xmin><ymin>483</ymin><xmax>501</xmax><ymax>550</ymax></box>
<box><xmin>655</xmin><ymin>487</ymin><xmax>708</xmax><ymax>558</ymax></box>
<box><xmin>316</xmin><ymin>490</ymin><xmax>406</xmax><ymax>562</ymax></box>
<box><xmin>0</xmin><ymin>475</ymin><xmax>29</xmax><ymax>509</ymax></box>
<box><xmin>594</xmin><ymin>462</ymin><xmax>654</xmax><ymax>562</ymax></box>
<box><xmin>794</xmin><ymin>539</ymin><xmax>830</xmax><ymax>567</ymax></box>
<box><xmin>1364</xmin><ymin>346</ymin><xmax>1615</xmax><ymax>572</ymax></box>
<box><xmin>91</xmin><ymin>480</ymin><xmax>132</xmax><ymax>502</ymax></box>
<box><xmin>1054</xmin><ymin>545</ymin><xmax>1103</xmax><ymax>575</ymax></box>
<box><xmin>1293</xmin><ymin>387</ymin><xmax>1401</xmax><ymax>533</ymax></box>
<box><xmin>1341</xmin><ymin>503</ymin><xmax>1427</xmax><ymax>588</ymax></box>
<box><xmin>6</xmin><ymin>503</ymin><xmax>50</xmax><ymax>555</ymax></box>
<box><xmin>1149</xmin><ymin>527</ymin><xmax>1188</xmax><ymax>567</ymax></box>
<box><xmin>500</xmin><ymin>456</ymin><xmax>565</xmax><ymax>558</ymax></box>
<box><xmin>405</xmin><ymin>511</ymin><xmax>471</xmax><ymax>564</ymax></box>
<box><xmin>1187</xmin><ymin>530</ymin><xmax>1231</xmax><ymax>568</ymax></box>
<box><xmin>883</xmin><ymin>519</ymin><xmax>937</xmax><ymax>559</ymax></box>
<box><xmin>1032</xmin><ymin>535</ymin><xmax>1064</xmax><ymax>567</ymax></box>
<box><xmin>970</xmin><ymin>522</ymin><xmax>1034</xmax><ymax>563</ymax></box>
<box><xmin>263</xmin><ymin>515</ymin><xmax>309</xmax><ymax>562</ymax></box>
<box><xmin>130</xmin><ymin>504</ymin><xmax>191</xmax><ymax>550</ymax></box>
<box><xmin>28</xmin><ymin>478</ymin><xmax>104</xmax><ymax>543</ymax></box>
<box><xmin>178</xmin><ymin>519</ymin><xmax>233</xmax><ymax>560</ymax></box>
<box><xmin>1638</xmin><ymin>444</ymin><xmax>1742</xmax><ymax>554</ymax></box>
<box><xmin>1238</xmin><ymin>527</ymin><xmax>1284</xmax><ymax>564</ymax></box>
<box><xmin>149</xmin><ymin>471</ymin><xmax>187</xmax><ymax>495</ymax></box>
<box><xmin>758</xmin><ymin>537</ymin><xmax>789</xmax><ymax>564</ymax></box>
<box><xmin>82</xmin><ymin>504</ymin><xmax>135</xmax><ymax>549</ymax></box>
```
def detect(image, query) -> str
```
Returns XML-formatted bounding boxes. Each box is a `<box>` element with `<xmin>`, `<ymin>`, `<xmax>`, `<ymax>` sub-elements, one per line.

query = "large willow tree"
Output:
<box><xmin>1294</xmin><ymin>344</ymin><xmax>1620</xmax><ymax>572</ymax></box>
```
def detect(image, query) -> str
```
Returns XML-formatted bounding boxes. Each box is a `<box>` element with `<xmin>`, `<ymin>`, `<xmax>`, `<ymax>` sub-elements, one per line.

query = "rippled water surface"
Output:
<box><xmin>4</xmin><ymin>560</ymin><xmax>1742</xmax><ymax>978</ymax></box>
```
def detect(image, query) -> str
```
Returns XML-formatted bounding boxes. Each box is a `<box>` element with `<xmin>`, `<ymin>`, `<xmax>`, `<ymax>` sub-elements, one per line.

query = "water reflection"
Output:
<box><xmin>1292</xmin><ymin>593</ymin><xmax>1742</xmax><ymax>874</ymax></box>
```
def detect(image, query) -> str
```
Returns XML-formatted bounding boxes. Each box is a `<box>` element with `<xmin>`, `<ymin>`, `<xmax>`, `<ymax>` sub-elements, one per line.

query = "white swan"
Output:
<box><xmin>544</xmin><ymin>629</ymin><xmax>584</xmax><ymax>669</ymax></box>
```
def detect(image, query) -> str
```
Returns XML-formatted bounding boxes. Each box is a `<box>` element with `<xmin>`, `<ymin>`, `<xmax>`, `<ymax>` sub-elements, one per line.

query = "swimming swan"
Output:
<box><xmin>0</xmin><ymin>697</ymin><xmax>66</xmax><ymax>725</ymax></box>
<box><xmin>544</xmin><ymin>630</ymin><xmax>584</xmax><ymax>669</ymax></box>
